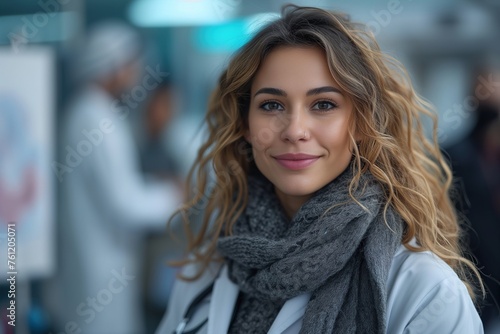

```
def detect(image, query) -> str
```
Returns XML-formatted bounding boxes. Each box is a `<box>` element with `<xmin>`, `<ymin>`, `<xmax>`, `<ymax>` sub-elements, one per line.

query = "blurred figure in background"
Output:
<box><xmin>447</xmin><ymin>64</ymin><xmax>500</xmax><ymax>333</ymax></box>
<box><xmin>136</xmin><ymin>82</ymin><xmax>187</xmax><ymax>331</ymax></box>
<box><xmin>139</xmin><ymin>82</ymin><xmax>182</xmax><ymax>177</ymax></box>
<box><xmin>49</xmin><ymin>21</ymin><xmax>183</xmax><ymax>334</ymax></box>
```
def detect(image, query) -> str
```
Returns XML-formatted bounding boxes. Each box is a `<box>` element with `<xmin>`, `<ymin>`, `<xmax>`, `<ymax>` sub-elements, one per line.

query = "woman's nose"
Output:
<box><xmin>280</xmin><ymin>112</ymin><xmax>310</xmax><ymax>143</ymax></box>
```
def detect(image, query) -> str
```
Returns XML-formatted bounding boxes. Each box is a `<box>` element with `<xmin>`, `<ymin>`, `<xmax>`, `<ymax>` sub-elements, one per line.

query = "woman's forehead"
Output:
<box><xmin>250</xmin><ymin>46</ymin><xmax>343</xmax><ymax>95</ymax></box>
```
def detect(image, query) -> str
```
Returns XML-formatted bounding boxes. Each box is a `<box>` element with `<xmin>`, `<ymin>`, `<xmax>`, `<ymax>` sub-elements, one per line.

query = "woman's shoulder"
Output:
<box><xmin>155</xmin><ymin>260</ymin><xmax>222</xmax><ymax>334</ymax></box>
<box><xmin>389</xmin><ymin>242</ymin><xmax>458</xmax><ymax>287</ymax></box>
<box><xmin>386</xmin><ymin>243</ymin><xmax>483</xmax><ymax>333</ymax></box>
<box><xmin>169</xmin><ymin>259</ymin><xmax>222</xmax><ymax>301</ymax></box>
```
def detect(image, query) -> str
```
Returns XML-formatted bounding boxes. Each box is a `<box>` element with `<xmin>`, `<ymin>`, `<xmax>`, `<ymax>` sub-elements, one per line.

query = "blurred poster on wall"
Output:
<box><xmin>0</xmin><ymin>46</ymin><xmax>55</xmax><ymax>280</ymax></box>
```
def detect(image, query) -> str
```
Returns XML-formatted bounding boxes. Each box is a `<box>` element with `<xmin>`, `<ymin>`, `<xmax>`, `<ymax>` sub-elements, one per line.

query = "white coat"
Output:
<box><xmin>50</xmin><ymin>85</ymin><xmax>182</xmax><ymax>334</ymax></box>
<box><xmin>156</xmin><ymin>242</ymin><xmax>484</xmax><ymax>334</ymax></box>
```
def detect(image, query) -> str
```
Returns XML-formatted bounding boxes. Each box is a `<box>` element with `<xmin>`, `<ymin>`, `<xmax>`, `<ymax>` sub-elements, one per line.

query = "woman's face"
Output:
<box><xmin>245</xmin><ymin>46</ymin><xmax>355</xmax><ymax>217</ymax></box>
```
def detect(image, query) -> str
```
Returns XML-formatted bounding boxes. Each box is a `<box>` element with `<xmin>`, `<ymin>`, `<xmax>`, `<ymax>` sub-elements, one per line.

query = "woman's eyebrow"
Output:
<box><xmin>253</xmin><ymin>87</ymin><xmax>287</xmax><ymax>97</ymax></box>
<box><xmin>306</xmin><ymin>86</ymin><xmax>342</xmax><ymax>96</ymax></box>
<box><xmin>253</xmin><ymin>86</ymin><xmax>342</xmax><ymax>98</ymax></box>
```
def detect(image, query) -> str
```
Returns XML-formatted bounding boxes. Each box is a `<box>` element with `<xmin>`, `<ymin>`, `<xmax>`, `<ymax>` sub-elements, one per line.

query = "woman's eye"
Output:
<box><xmin>260</xmin><ymin>101</ymin><xmax>283</xmax><ymax>111</ymax></box>
<box><xmin>312</xmin><ymin>101</ymin><xmax>337</xmax><ymax>111</ymax></box>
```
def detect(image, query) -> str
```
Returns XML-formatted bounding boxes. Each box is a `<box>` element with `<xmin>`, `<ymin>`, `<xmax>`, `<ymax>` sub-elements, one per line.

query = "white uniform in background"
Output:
<box><xmin>52</xmin><ymin>84</ymin><xmax>181</xmax><ymax>334</ymax></box>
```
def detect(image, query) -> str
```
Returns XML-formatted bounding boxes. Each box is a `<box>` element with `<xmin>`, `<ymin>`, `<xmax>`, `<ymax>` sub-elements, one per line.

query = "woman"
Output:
<box><xmin>157</xmin><ymin>5</ymin><xmax>484</xmax><ymax>334</ymax></box>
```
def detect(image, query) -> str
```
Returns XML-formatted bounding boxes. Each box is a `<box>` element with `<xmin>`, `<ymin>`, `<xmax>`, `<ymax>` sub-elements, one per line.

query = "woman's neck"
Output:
<box><xmin>274</xmin><ymin>188</ymin><xmax>312</xmax><ymax>220</ymax></box>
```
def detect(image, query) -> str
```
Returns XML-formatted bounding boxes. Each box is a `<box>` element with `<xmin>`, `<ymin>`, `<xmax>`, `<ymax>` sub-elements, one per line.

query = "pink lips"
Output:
<box><xmin>273</xmin><ymin>153</ymin><xmax>320</xmax><ymax>170</ymax></box>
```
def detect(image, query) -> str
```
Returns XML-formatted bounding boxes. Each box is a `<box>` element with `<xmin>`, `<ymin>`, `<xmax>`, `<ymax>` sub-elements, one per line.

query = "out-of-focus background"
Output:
<box><xmin>0</xmin><ymin>0</ymin><xmax>499</xmax><ymax>333</ymax></box>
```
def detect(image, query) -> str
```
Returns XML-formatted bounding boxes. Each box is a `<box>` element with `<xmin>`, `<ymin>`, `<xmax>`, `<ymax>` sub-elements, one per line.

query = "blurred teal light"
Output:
<box><xmin>128</xmin><ymin>0</ymin><xmax>240</xmax><ymax>27</ymax></box>
<box><xmin>194</xmin><ymin>19</ymin><xmax>246</xmax><ymax>52</ymax></box>
<box><xmin>194</xmin><ymin>13</ymin><xmax>280</xmax><ymax>53</ymax></box>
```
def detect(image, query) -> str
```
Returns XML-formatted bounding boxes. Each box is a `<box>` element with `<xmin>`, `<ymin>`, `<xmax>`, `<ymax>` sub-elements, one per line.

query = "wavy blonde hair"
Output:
<box><xmin>169</xmin><ymin>5</ymin><xmax>483</xmax><ymax>298</ymax></box>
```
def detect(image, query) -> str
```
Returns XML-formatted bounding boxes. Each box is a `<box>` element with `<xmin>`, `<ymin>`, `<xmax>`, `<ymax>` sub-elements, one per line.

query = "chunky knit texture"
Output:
<box><xmin>217</xmin><ymin>165</ymin><xmax>403</xmax><ymax>334</ymax></box>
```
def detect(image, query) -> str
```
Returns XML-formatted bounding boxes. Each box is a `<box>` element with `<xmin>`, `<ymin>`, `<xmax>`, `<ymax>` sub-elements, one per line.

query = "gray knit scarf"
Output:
<box><xmin>217</xmin><ymin>165</ymin><xmax>404</xmax><ymax>334</ymax></box>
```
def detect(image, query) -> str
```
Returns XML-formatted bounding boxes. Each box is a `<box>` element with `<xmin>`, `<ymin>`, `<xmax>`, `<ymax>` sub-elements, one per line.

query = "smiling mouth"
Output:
<box><xmin>273</xmin><ymin>153</ymin><xmax>321</xmax><ymax>170</ymax></box>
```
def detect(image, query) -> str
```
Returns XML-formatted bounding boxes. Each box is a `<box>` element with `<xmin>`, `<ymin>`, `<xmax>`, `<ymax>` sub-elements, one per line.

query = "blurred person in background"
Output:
<box><xmin>137</xmin><ymin>82</ymin><xmax>187</xmax><ymax>331</ymax></box>
<box><xmin>139</xmin><ymin>82</ymin><xmax>182</xmax><ymax>177</ymax></box>
<box><xmin>447</xmin><ymin>64</ymin><xmax>500</xmax><ymax>333</ymax></box>
<box><xmin>48</xmin><ymin>21</ymin><xmax>183</xmax><ymax>334</ymax></box>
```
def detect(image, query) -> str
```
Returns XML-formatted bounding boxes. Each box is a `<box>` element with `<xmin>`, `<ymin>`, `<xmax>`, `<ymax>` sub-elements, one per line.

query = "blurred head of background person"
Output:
<box><xmin>145</xmin><ymin>82</ymin><xmax>176</xmax><ymax>140</ymax></box>
<box><xmin>139</xmin><ymin>81</ymin><xmax>183</xmax><ymax>177</ymax></box>
<box><xmin>470</xmin><ymin>62</ymin><xmax>500</xmax><ymax>144</ymax></box>
<box><xmin>72</xmin><ymin>20</ymin><xmax>144</xmax><ymax>98</ymax></box>
<box><xmin>476</xmin><ymin>64</ymin><xmax>500</xmax><ymax>175</ymax></box>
